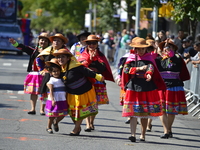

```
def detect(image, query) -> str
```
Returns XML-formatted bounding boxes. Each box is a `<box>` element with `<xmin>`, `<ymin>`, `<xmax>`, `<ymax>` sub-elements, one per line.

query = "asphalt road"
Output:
<box><xmin>0</xmin><ymin>52</ymin><xmax>200</xmax><ymax>150</ymax></box>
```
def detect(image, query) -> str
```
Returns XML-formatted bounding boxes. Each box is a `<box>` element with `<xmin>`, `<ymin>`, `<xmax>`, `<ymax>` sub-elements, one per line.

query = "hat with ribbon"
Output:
<box><xmin>53</xmin><ymin>48</ymin><xmax>72</xmax><ymax>56</ymax></box>
<box><xmin>49</xmin><ymin>33</ymin><xmax>68</xmax><ymax>43</ymax></box>
<box><xmin>129</xmin><ymin>38</ymin><xmax>150</xmax><ymax>48</ymax></box>
<box><xmin>84</xmin><ymin>35</ymin><xmax>101</xmax><ymax>42</ymax></box>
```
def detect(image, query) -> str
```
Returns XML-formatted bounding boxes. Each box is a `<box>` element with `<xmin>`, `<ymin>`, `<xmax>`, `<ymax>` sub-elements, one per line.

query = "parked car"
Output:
<box><xmin>0</xmin><ymin>24</ymin><xmax>24</xmax><ymax>55</ymax></box>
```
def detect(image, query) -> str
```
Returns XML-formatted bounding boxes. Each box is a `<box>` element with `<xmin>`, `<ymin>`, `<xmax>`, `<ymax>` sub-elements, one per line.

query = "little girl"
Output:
<box><xmin>45</xmin><ymin>58</ymin><xmax>68</xmax><ymax>134</ymax></box>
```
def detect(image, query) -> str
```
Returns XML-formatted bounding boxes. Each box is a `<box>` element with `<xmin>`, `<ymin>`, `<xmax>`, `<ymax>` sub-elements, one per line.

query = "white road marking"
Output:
<box><xmin>7</xmin><ymin>90</ymin><xmax>13</xmax><ymax>93</ymax></box>
<box><xmin>3</xmin><ymin>63</ymin><xmax>11</xmax><ymax>66</ymax></box>
<box><xmin>9</xmin><ymin>96</ymin><xmax>17</xmax><ymax>99</ymax></box>
<box><xmin>18</xmin><ymin>91</ymin><xmax>24</xmax><ymax>94</ymax></box>
<box><xmin>23</xmin><ymin>64</ymin><xmax>28</xmax><ymax>67</ymax></box>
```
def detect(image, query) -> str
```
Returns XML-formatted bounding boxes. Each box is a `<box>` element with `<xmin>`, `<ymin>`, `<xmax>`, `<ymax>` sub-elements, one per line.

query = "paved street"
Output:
<box><xmin>0</xmin><ymin>53</ymin><xmax>200</xmax><ymax>150</ymax></box>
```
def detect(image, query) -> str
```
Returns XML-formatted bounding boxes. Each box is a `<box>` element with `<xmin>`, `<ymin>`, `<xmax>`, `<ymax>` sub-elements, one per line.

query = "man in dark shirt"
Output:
<box><xmin>182</xmin><ymin>38</ymin><xmax>197</xmax><ymax>63</ymax></box>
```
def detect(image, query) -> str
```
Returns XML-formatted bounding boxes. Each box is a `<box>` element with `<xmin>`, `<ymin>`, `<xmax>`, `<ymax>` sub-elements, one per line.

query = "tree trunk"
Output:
<box><xmin>189</xmin><ymin>20</ymin><xmax>198</xmax><ymax>40</ymax></box>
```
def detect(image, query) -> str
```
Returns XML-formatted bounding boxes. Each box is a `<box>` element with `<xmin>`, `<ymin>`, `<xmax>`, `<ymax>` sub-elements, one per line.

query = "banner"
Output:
<box><xmin>0</xmin><ymin>0</ymin><xmax>17</xmax><ymax>23</ymax></box>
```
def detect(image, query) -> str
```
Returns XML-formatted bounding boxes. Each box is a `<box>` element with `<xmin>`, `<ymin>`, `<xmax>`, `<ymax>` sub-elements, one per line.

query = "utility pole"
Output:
<box><xmin>135</xmin><ymin>0</ymin><xmax>141</xmax><ymax>36</ymax></box>
<box><xmin>89</xmin><ymin>2</ymin><xmax>92</xmax><ymax>32</ymax></box>
<box><xmin>93</xmin><ymin>1</ymin><xmax>96</xmax><ymax>33</ymax></box>
<box><xmin>152</xmin><ymin>6</ymin><xmax>158</xmax><ymax>38</ymax></box>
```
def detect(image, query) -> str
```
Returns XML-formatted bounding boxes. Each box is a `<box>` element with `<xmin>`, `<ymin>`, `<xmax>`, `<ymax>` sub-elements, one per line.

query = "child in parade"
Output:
<box><xmin>45</xmin><ymin>58</ymin><xmax>68</xmax><ymax>134</ymax></box>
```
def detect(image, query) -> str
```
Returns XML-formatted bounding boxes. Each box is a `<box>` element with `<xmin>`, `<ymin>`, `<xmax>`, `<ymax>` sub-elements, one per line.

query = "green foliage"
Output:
<box><xmin>169</xmin><ymin>0</ymin><xmax>200</xmax><ymax>23</ymax></box>
<box><xmin>97</xmin><ymin>0</ymin><xmax>116</xmax><ymax>31</ymax></box>
<box><xmin>21</xmin><ymin>0</ymin><xmax>89</xmax><ymax>33</ymax></box>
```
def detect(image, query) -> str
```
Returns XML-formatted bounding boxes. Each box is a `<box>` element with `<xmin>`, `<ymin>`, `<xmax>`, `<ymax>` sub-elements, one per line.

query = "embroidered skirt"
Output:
<box><xmin>122</xmin><ymin>89</ymin><xmax>162</xmax><ymax>118</ymax></box>
<box><xmin>94</xmin><ymin>81</ymin><xmax>109</xmax><ymax>105</ymax></box>
<box><xmin>24</xmin><ymin>72</ymin><xmax>43</xmax><ymax>95</ymax></box>
<box><xmin>158</xmin><ymin>86</ymin><xmax>188</xmax><ymax>115</ymax></box>
<box><xmin>45</xmin><ymin>100</ymin><xmax>68</xmax><ymax>117</ymax></box>
<box><xmin>67</xmin><ymin>86</ymin><xmax>98</xmax><ymax>121</ymax></box>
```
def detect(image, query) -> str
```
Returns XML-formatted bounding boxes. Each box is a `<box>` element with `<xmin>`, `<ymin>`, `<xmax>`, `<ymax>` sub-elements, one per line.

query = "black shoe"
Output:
<box><xmin>160</xmin><ymin>134</ymin><xmax>169</xmax><ymax>139</ymax></box>
<box><xmin>69</xmin><ymin>131</ymin><xmax>80</xmax><ymax>136</ymax></box>
<box><xmin>146</xmin><ymin>124</ymin><xmax>152</xmax><ymax>132</ymax></box>
<box><xmin>125</xmin><ymin>119</ymin><xmax>130</xmax><ymax>124</ymax></box>
<box><xmin>46</xmin><ymin>128</ymin><xmax>53</xmax><ymax>134</ymax></box>
<box><xmin>90</xmin><ymin>127</ymin><xmax>95</xmax><ymax>130</ymax></box>
<box><xmin>84</xmin><ymin>128</ymin><xmax>92</xmax><ymax>132</ymax></box>
<box><xmin>40</xmin><ymin>112</ymin><xmax>45</xmax><ymax>116</ymax></box>
<box><xmin>139</xmin><ymin>138</ymin><xmax>145</xmax><ymax>142</ymax></box>
<box><xmin>27</xmin><ymin>111</ymin><xmax>36</xmax><ymax>115</ymax></box>
<box><xmin>169</xmin><ymin>132</ymin><xmax>173</xmax><ymax>138</ymax></box>
<box><xmin>53</xmin><ymin>122</ymin><xmax>59</xmax><ymax>132</ymax></box>
<box><xmin>129</xmin><ymin>136</ymin><xmax>136</xmax><ymax>142</ymax></box>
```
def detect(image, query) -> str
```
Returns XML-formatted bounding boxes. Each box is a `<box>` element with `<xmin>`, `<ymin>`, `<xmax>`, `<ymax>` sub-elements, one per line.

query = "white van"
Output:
<box><xmin>0</xmin><ymin>24</ymin><xmax>24</xmax><ymax>55</ymax></box>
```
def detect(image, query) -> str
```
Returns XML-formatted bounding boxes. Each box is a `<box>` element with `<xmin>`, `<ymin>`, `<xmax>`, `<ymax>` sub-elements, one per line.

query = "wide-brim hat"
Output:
<box><xmin>45</xmin><ymin>58</ymin><xmax>61</xmax><ymax>67</ymax></box>
<box><xmin>77</xmin><ymin>30</ymin><xmax>91</xmax><ymax>40</ymax></box>
<box><xmin>159</xmin><ymin>39</ymin><xmax>178</xmax><ymax>51</ymax></box>
<box><xmin>53</xmin><ymin>48</ymin><xmax>73</xmax><ymax>56</ymax></box>
<box><xmin>129</xmin><ymin>38</ymin><xmax>150</xmax><ymax>48</ymax></box>
<box><xmin>49</xmin><ymin>33</ymin><xmax>68</xmax><ymax>43</ymax></box>
<box><xmin>84</xmin><ymin>35</ymin><xmax>101</xmax><ymax>42</ymax></box>
<box><xmin>38</xmin><ymin>32</ymin><xmax>50</xmax><ymax>41</ymax></box>
<box><xmin>146</xmin><ymin>39</ymin><xmax>155</xmax><ymax>47</ymax></box>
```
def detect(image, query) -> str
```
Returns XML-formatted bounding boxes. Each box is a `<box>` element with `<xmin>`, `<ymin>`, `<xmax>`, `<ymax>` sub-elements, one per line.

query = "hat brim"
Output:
<box><xmin>45</xmin><ymin>61</ymin><xmax>60</xmax><ymax>67</ymax></box>
<box><xmin>49</xmin><ymin>36</ymin><xmax>68</xmax><ymax>43</ymax></box>
<box><xmin>53</xmin><ymin>51</ymin><xmax>73</xmax><ymax>57</ymax></box>
<box><xmin>129</xmin><ymin>43</ymin><xmax>150</xmax><ymax>48</ymax></box>
<box><xmin>38</xmin><ymin>36</ymin><xmax>50</xmax><ymax>41</ymax></box>
<box><xmin>159</xmin><ymin>41</ymin><xmax>178</xmax><ymax>51</ymax></box>
<box><xmin>84</xmin><ymin>39</ymin><xmax>101</xmax><ymax>42</ymax></box>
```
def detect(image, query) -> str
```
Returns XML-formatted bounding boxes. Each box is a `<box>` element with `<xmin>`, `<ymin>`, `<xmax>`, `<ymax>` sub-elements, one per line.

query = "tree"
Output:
<box><xmin>169</xmin><ymin>0</ymin><xmax>200</xmax><ymax>39</ymax></box>
<box><xmin>21</xmin><ymin>0</ymin><xmax>89</xmax><ymax>33</ymax></box>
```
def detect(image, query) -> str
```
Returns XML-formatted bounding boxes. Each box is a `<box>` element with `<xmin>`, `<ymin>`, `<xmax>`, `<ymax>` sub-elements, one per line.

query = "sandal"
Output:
<box><xmin>46</xmin><ymin>128</ymin><xmax>53</xmax><ymax>134</ymax></box>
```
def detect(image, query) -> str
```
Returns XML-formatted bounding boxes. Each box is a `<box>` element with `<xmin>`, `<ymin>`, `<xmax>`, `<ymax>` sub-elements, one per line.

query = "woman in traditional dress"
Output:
<box><xmin>37</xmin><ymin>33</ymin><xmax>68</xmax><ymax>103</ymax></box>
<box><xmin>78</xmin><ymin>35</ymin><xmax>114</xmax><ymax>132</ymax></box>
<box><xmin>53</xmin><ymin>49</ymin><xmax>104</xmax><ymax>136</ymax></box>
<box><xmin>121</xmin><ymin>38</ymin><xmax>166</xmax><ymax>142</ymax></box>
<box><xmin>156</xmin><ymin>39</ymin><xmax>190</xmax><ymax>138</ymax></box>
<box><xmin>9</xmin><ymin>32</ymin><xmax>50</xmax><ymax>115</ymax></box>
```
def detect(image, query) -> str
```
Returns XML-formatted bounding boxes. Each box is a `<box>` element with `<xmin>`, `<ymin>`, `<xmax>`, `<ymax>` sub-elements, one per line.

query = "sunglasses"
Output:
<box><xmin>86</xmin><ymin>41</ymin><xmax>98</xmax><ymax>45</ymax></box>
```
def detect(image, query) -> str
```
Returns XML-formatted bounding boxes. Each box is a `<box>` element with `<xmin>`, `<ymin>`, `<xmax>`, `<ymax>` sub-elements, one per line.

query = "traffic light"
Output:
<box><xmin>36</xmin><ymin>8</ymin><xmax>43</xmax><ymax>16</ymax></box>
<box><xmin>159</xmin><ymin>2</ymin><xmax>174</xmax><ymax>17</ymax></box>
<box><xmin>140</xmin><ymin>8</ymin><xmax>153</xmax><ymax>21</ymax></box>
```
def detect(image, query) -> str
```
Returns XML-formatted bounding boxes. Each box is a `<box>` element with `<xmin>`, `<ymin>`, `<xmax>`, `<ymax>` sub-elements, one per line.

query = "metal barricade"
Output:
<box><xmin>184</xmin><ymin>63</ymin><xmax>200</xmax><ymax>118</ymax></box>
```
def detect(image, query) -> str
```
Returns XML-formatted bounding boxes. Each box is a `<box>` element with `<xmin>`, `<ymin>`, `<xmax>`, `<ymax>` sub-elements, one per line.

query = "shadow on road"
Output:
<box><xmin>0</xmin><ymin>83</ymin><xmax>24</xmax><ymax>91</ymax></box>
<box><xmin>0</xmin><ymin>52</ymin><xmax>29</xmax><ymax>60</ymax></box>
<box><xmin>0</xmin><ymin>103</ymin><xmax>18</xmax><ymax>108</ymax></box>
